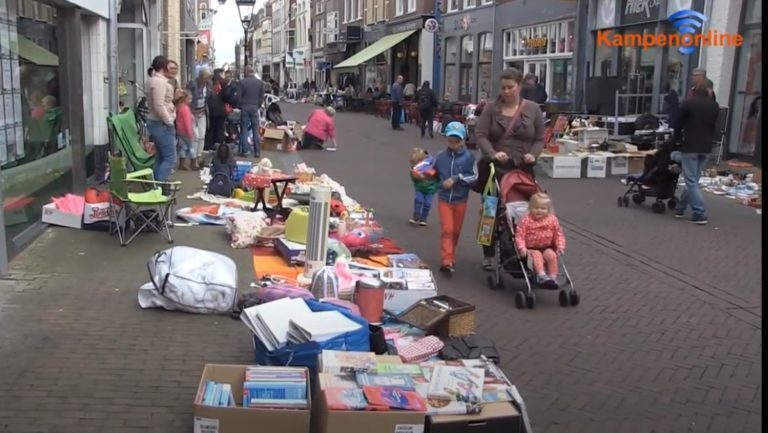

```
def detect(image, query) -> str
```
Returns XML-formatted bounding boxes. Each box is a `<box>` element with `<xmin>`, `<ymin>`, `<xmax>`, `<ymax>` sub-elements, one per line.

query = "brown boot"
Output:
<box><xmin>190</xmin><ymin>158</ymin><xmax>199</xmax><ymax>171</ymax></box>
<box><xmin>180</xmin><ymin>158</ymin><xmax>191</xmax><ymax>171</ymax></box>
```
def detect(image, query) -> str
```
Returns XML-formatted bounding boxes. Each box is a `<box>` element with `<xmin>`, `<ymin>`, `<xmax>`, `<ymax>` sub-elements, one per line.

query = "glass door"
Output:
<box><xmin>728</xmin><ymin>28</ymin><xmax>762</xmax><ymax>157</ymax></box>
<box><xmin>117</xmin><ymin>25</ymin><xmax>147</xmax><ymax>112</ymax></box>
<box><xmin>524</xmin><ymin>60</ymin><xmax>547</xmax><ymax>89</ymax></box>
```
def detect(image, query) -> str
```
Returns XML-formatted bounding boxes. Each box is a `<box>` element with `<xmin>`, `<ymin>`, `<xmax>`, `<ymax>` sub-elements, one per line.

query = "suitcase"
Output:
<box><xmin>285</xmin><ymin>205</ymin><xmax>310</xmax><ymax>244</ymax></box>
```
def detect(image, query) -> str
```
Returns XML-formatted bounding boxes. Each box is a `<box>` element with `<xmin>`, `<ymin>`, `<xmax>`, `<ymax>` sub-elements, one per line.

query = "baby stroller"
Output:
<box><xmin>486</xmin><ymin>168</ymin><xmax>580</xmax><ymax>309</ymax></box>
<box><xmin>618</xmin><ymin>141</ymin><xmax>681</xmax><ymax>213</ymax></box>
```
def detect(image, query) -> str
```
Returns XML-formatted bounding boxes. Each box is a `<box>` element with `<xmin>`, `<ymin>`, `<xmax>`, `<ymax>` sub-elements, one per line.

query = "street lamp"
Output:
<box><xmin>218</xmin><ymin>0</ymin><xmax>256</xmax><ymax>74</ymax></box>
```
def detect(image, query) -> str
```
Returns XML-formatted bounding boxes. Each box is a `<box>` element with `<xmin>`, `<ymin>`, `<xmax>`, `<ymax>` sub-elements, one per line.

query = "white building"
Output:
<box><xmin>255</xmin><ymin>10</ymin><xmax>273</xmax><ymax>79</ymax></box>
<box><xmin>292</xmin><ymin>0</ymin><xmax>312</xmax><ymax>85</ymax></box>
<box><xmin>271</xmin><ymin>0</ymin><xmax>286</xmax><ymax>83</ymax></box>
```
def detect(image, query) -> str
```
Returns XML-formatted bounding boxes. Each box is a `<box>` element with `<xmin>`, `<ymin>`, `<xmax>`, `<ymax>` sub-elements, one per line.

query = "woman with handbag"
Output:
<box><xmin>474</xmin><ymin>68</ymin><xmax>545</xmax><ymax>271</ymax></box>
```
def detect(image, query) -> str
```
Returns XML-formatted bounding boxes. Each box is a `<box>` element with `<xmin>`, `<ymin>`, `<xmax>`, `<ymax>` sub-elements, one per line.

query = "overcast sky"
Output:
<box><xmin>212</xmin><ymin>0</ymin><xmax>265</xmax><ymax>66</ymax></box>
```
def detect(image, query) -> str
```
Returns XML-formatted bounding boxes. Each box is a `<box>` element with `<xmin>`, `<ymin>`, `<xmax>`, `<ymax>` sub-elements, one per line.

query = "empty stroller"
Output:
<box><xmin>486</xmin><ymin>168</ymin><xmax>580</xmax><ymax>309</ymax></box>
<box><xmin>618</xmin><ymin>141</ymin><xmax>681</xmax><ymax>213</ymax></box>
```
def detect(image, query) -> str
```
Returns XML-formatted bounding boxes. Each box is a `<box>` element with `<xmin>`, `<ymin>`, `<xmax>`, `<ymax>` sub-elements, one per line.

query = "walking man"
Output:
<box><xmin>238</xmin><ymin>67</ymin><xmax>265</xmax><ymax>157</ymax></box>
<box><xmin>416</xmin><ymin>81</ymin><xmax>437</xmax><ymax>138</ymax></box>
<box><xmin>687</xmin><ymin>68</ymin><xmax>717</xmax><ymax>102</ymax></box>
<box><xmin>673</xmin><ymin>82</ymin><xmax>720</xmax><ymax>225</ymax></box>
<box><xmin>391</xmin><ymin>75</ymin><xmax>404</xmax><ymax>130</ymax></box>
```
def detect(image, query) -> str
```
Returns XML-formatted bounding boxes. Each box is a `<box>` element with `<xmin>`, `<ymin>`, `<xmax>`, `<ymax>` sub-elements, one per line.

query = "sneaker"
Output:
<box><xmin>418</xmin><ymin>220</ymin><xmax>427</xmax><ymax>226</ymax></box>
<box><xmin>482</xmin><ymin>258</ymin><xmax>494</xmax><ymax>271</ymax></box>
<box><xmin>439</xmin><ymin>265</ymin><xmax>455</xmax><ymax>276</ymax></box>
<box><xmin>409</xmin><ymin>218</ymin><xmax>419</xmax><ymax>225</ymax></box>
<box><xmin>542</xmin><ymin>276</ymin><xmax>559</xmax><ymax>290</ymax></box>
<box><xmin>536</xmin><ymin>274</ymin><xmax>550</xmax><ymax>286</ymax></box>
<box><xmin>688</xmin><ymin>215</ymin><xmax>708</xmax><ymax>225</ymax></box>
<box><xmin>674</xmin><ymin>210</ymin><xmax>685</xmax><ymax>218</ymax></box>
<box><xmin>325</xmin><ymin>147</ymin><xmax>337</xmax><ymax>152</ymax></box>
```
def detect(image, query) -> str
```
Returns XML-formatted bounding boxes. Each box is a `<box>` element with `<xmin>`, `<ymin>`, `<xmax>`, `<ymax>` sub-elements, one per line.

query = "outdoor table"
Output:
<box><xmin>242</xmin><ymin>173</ymin><xmax>298</xmax><ymax>218</ymax></box>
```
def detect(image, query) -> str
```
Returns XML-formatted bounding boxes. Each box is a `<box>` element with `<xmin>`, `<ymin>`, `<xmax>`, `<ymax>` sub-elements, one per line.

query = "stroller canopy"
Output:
<box><xmin>500</xmin><ymin>169</ymin><xmax>542</xmax><ymax>204</ymax></box>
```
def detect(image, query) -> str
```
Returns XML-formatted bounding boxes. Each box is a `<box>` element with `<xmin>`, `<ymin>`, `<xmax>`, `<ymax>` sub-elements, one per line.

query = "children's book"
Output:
<box><xmin>321</xmin><ymin>350</ymin><xmax>377</xmax><ymax>374</ymax></box>
<box><xmin>355</xmin><ymin>373</ymin><xmax>416</xmax><ymax>390</ymax></box>
<box><xmin>318</xmin><ymin>373</ymin><xmax>358</xmax><ymax>390</ymax></box>
<box><xmin>324</xmin><ymin>387</ymin><xmax>368</xmax><ymax>410</ymax></box>
<box><xmin>426</xmin><ymin>365</ymin><xmax>484</xmax><ymax>403</ymax></box>
<box><xmin>375</xmin><ymin>363</ymin><xmax>423</xmax><ymax>375</ymax></box>
<box><xmin>362</xmin><ymin>386</ymin><xmax>426</xmax><ymax>412</ymax></box>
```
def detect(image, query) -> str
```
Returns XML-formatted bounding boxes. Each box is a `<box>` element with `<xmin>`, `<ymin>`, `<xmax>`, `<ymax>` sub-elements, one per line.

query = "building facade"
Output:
<box><xmin>312</xmin><ymin>0</ymin><xmax>330</xmax><ymax>85</ymax></box>
<box><xmin>293</xmin><ymin>0</ymin><xmax>312</xmax><ymax>84</ymax></box>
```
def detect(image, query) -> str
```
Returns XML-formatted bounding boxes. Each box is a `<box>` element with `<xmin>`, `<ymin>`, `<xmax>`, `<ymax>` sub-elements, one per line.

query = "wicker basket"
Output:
<box><xmin>395</xmin><ymin>295</ymin><xmax>476</xmax><ymax>337</ymax></box>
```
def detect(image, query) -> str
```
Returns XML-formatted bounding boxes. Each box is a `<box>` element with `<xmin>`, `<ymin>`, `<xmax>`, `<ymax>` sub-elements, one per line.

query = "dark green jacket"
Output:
<box><xmin>411</xmin><ymin>173</ymin><xmax>439</xmax><ymax>194</ymax></box>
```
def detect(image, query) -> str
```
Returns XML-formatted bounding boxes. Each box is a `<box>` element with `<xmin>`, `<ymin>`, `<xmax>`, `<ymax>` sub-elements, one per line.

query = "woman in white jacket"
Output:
<box><xmin>144</xmin><ymin>55</ymin><xmax>177</xmax><ymax>181</ymax></box>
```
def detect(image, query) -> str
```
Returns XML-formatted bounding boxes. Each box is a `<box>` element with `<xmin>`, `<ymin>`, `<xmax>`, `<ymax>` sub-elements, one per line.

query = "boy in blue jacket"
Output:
<box><xmin>433</xmin><ymin>121</ymin><xmax>477</xmax><ymax>275</ymax></box>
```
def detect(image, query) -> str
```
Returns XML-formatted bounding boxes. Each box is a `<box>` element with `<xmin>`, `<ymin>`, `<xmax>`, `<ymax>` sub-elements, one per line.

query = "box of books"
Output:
<box><xmin>380</xmin><ymin>268</ymin><xmax>438</xmax><ymax>314</ymax></box>
<box><xmin>193</xmin><ymin>364</ymin><xmax>311</xmax><ymax>433</ymax></box>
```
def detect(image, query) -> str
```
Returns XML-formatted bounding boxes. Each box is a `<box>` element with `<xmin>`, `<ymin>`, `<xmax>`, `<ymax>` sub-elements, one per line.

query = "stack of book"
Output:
<box><xmin>199</xmin><ymin>381</ymin><xmax>236</xmax><ymax>407</ymax></box>
<box><xmin>318</xmin><ymin>350</ymin><xmax>516</xmax><ymax>415</ymax></box>
<box><xmin>243</xmin><ymin>366</ymin><xmax>309</xmax><ymax>409</ymax></box>
<box><xmin>287</xmin><ymin>310</ymin><xmax>362</xmax><ymax>344</ymax></box>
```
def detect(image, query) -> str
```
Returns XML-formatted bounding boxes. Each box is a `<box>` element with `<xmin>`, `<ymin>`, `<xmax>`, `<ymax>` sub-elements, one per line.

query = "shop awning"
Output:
<box><xmin>333</xmin><ymin>30</ymin><xmax>417</xmax><ymax>70</ymax></box>
<box><xmin>17</xmin><ymin>36</ymin><xmax>59</xmax><ymax>67</ymax></box>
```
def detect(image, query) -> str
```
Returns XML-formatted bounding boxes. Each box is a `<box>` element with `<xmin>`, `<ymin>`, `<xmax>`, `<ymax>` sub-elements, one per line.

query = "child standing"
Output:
<box><xmin>514</xmin><ymin>193</ymin><xmax>566</xmax><ymax>290</ymax></box>
<box><xmin>174</xmin><ymin>90</ymin><xmax>196</xmax><ymax>170</ymax></box>
<box><xmin>409</xmin><ymin>148</ymin><xmax>438</xmax><ymax>226</ymax></box>
<box><xmin>433</xmin><ymin>122</ymin><xmax>477</xmax><ymax>276</ymax></box>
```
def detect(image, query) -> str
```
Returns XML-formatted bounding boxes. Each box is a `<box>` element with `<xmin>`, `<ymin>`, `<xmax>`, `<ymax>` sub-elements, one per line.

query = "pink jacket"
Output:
<box><xmin>304</xmin><ymin>109</ymin><xmax>336</xmax><ymax>141</ymax></box>
<box><xmin>515</xmin><ymin>214</ymin><xmax>566</xmax><ymax>253</ymax></box>
<box><xmin>145</xmin><ymin>72</ymin><xmax>176</xmax><ymax>125</ymax></box>
<box><xmin>175</xmin><ymin>102</ymin><xmax>194</xmax><ymax>139</ymax></box>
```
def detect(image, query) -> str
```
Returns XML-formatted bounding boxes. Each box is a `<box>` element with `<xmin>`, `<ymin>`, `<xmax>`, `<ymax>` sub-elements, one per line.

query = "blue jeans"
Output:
<box><xmin>676</xmin><ymin>152</ymin><xmax>708</xmax><ymax>218</ymax></box>
<box><xmin>413</xmin><ymin>191</ymin><xmax>434</xmax><ymax>221</ymax></box>
<box><xmin>239</xmin><ymin>105</ymin><xmax>261</xmax><ymax>155</ymax></box>
<box><xmin>147</xmin><ymin>119</ymin><xmax>177</xmax><ymax>181</ymax></box>
<box><xmin>178</xmin><ymin>135</ymin><xmax>196</xmax><ymax>159</ymax></box>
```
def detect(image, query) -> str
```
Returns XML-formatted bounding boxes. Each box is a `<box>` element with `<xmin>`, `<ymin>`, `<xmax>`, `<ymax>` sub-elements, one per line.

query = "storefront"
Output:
<box><xmin>440</xmin><ymin>6</ymin><xmax>494</xmax><ymax>103</ymax></box>
<box><xmin>386</xmin><ymin>16</ymin><xmax>434</xmax><ymax>90</ymax></box>
<box><xmin>581</xmin><ymin>0</ymin><xmax>705</xmax><ymax>115</ymax></box>
<box><xmin>0</xmin><ymin>0</ymin><xmax>111</xmax><ymax>272</ymax></box>
<box><xmin>726</xmin><ymin>0</ymin><xmax>761</xmax><ymax>161</ymax></box>
<box><xmin>493</xmin><ymin>0</ymin><xmax>576</xmax><ymax>103</ymax></box>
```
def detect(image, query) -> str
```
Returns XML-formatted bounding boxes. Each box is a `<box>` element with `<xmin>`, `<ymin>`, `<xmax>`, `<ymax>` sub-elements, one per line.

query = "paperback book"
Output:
<box><xmin>426</xmin><ymin>365</ymin><xmax>485</xmax><ymax>403</ymax></box>
<box><xmin>320</xmin><ymin>350</ymin><xmax>377</xmax><ymax>374</ymax></box>
<box><xmin>324</xmin><ymin>387</ymin><xmax>368</xmax><ymax>410</ymax></box>
<box><xmin>362</xmin><ymin>386</ymin><xmax>427</xmax><ymax>412</ymax></box>
<box><xmin>355</xmin><ymin>373</ymin><xmax>416</xmax><ymax>390</ymax></box>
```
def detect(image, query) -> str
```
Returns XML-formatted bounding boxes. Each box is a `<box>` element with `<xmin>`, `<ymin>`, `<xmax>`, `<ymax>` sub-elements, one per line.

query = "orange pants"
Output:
<box><xmin>528</xmin><ymin>248</ymin><xmax>558</xmax><ymax>277</ymax></box>
<box><xmin>438</xmin><ymin>201</ymin><xmax>468</xmax><ymax>266</ymax></box>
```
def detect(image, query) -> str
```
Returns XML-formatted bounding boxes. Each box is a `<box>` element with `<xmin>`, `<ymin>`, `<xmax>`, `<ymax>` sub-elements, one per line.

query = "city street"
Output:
<box><xmin>0</xmin><ymin>102</ymin><xmax>761</xmax><ymax>433</ymax></box>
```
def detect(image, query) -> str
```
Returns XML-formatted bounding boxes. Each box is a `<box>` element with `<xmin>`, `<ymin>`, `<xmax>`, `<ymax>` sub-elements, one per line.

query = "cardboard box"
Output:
<box><xmin>261</xmin><ymin>138</ymin><xmax>283</xmax><ymax>151</ymax></box>
<box><xmin>584</xmin><ymin>155</ymin><xmax>607</xmax><ymax>178</ymax></box>
<box><xmin>314</xmin><ymin>389</ymin><xmax>426</xmax><ymax>433</ymax></box>
<box><xmin>426</xmin><ymin>402</ymin><xmax>522</xmax><ymax>433</ymax></box>
<box><xmin>41</xmin><ymin>203</ymin><xmax>82</xmax><ymax>229</ymax></box>
<box><xmin>627</xmin><ymin>155</ymin><xmax>646</xmax><ymax>175</ymax></box>
<box><xmin>540</xmin><ymin>155</ymin><xmax>583</xmax><ymax>178</ymax></box>
<box><xmin>609</xmin><ymin>155</ymin><xmax>629</xmax><ymax>176</ymax></box>
<box><xmin>193</xmin><ymin>364</ymin><xmax>311</xmax><ymax>433</ymax></box>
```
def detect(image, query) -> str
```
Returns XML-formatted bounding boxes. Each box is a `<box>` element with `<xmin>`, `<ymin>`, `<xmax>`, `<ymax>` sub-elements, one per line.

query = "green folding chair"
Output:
<box><xmin>108</xmin><ymin>110</ymin><xmax>155</xmax><ymax>173</ymax></box>
<box><xmin>108</xmin><ymin>155</ymin><xmax>181</xmax><ymax>246</ymax></box>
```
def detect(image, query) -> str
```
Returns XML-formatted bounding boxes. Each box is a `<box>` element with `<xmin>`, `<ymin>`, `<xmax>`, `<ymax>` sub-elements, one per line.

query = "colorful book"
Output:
<box><xmin>324</xmin><ymin>388</ymin><xmax>368</xmax><ymax>410</ymax></box>
<box><xmin>426</xmin><ymin>365</ymin><xmax>485</xmax><ymax>403</ymax></box>
<box><xmin>363</xmin><ymin>386</ymin><xmax>427</xmax><ymax>412</ymax></box>
<box><xmin>375</xmin><ymin>363</ymin><xmax>423</xmax><ymax>375</ymax></box>
<box><xmin>318</xmin><ymin>373</ymin><xmax>358</xmax><ymax>390</ymax></box>
<box><xmin>355</xmin><ymin>373</ymin><xmax>416</xmax><ymax>390</ymax></box>
<box><xmin>320</xmin><ymin>350</ymin><xmax>377</xmax><ymax>374</ymax></box>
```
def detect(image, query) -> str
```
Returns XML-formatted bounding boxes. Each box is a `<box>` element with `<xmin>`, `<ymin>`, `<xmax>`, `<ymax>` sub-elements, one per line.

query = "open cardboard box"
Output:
<box><xmin>193</xmin><ymin>364</ymin><xmax>311</xmax><ymax>433</ymax></box>
<box><xmin>426</xmin><ymin>402</ymin><xmax>522</xmax><ymax>433</ymax></box>
<box><xmin>313</xmin><ymin>389</ymin><xmax>426</xmax><ymax>433</ymax></box>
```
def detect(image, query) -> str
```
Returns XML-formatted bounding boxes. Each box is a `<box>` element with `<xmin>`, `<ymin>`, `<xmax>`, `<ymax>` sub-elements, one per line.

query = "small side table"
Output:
<box><xmin>253</xmin><ymin>176</ymin><xmax>297</xmax><ymax>218</ymax></box>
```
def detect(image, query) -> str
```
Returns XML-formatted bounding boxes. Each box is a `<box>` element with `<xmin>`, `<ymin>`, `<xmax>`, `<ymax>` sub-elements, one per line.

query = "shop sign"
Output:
<box><xmin>453</xmin><ymin>15</ymin><xmax>478</xmax><ymax>32</ymax></box>
<box><xmin>621</xmin><ymin>0</ymin><xmax>661</xmax><ymax>25</ymax></box>
<box><xmin>388</xmin><ymin>17</ymin><xmax>425</xmax><ymax>35</ymax></box>
<box><xmin>424</xmin><ymin>18</ymin><xmax>439</xmax><ymax>33</ymax></box>
<box><xmin>293</xmin><ymin>49</ymin><xmax>306</xmax><ymax>63</ymax></box>
<box><xmin>523</xmin><ymin>37</ymin><xmax>548</xmax><ymax>48</ymax></box>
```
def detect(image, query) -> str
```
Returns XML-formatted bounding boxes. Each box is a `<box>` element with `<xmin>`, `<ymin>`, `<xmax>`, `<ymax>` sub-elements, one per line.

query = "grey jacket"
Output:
<box><xmin>475</xmin><ymin>99</ymin><xmax>545</xmax><ymax>166</ymax></box>
<box><xmin>239</xmin><ymin>76</ymin><xmax>266</xmax><ymax>108</ymax></box>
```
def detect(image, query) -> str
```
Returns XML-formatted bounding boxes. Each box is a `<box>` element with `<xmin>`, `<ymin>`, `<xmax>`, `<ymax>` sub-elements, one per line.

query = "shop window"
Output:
<box><xmin>550</xmin><ymin>59</ymin><xmax>572</xmax><ymax>103</ymax></box>
<box><xmin>478</xmin><ymin>33</ymin><xmax>492</xmax><ymax>63</ymax></box>
<box><xmin>728</xmin><ymin>28</ymin><xmax>762</xmax><ymax>156</ymax></box>
<box><xmin>444</xmin><ymin>37</ymin><xmax>458</xmax><ymax>101</ymax></box>
<box><xmin>745</xmin><ymin>0</ymin><xmax>761</xmax><ymax>25</ymax></box>
<box><xmin>447</xmin><ymin>0</ymin><xmax>459</xmax><ymax>13</ymax></box>
<box><xmin>459</xmin><ymin>35</ymin><xmax>474</xmax><ymax>102</ymax></box>
<box><xmin>478</xmin><ymin>33</ymin><xmax>492</xmax><ymax>100</ymax></box>
<box><xmin>464</xmin><ymin>0</ymin><xmax>477</xmax><ymax>9</ymax></box>
<box><xmin>503</xmin><ymin>19</ymin><xmax>574</xmax><ymax>61</ymax></box>
<box><xmin>593</xmin><ymin>38</ymin><xmax>615</xmax><ymax>77</ymax></box>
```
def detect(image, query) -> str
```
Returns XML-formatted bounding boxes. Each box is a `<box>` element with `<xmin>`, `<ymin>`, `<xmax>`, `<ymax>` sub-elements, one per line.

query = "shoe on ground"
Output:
<box><xmin>674</xmin><ymin>210</ymin><xmax>685</xmax><ymax>218</ymax></box>
<box><xmin>439</xmin><ymin>264</ymin><xmax>455</xmax><ymax>276</ymax></box>
<box><xmin>688</xmin><ymin>215</ymin><xmax>708</xmax><ymax>225</ymax></box>
<box><xmin>325</xmin><ymin>147</ymin><xmax>337</xmax><ymax>151</ymax></box>
<box><xmin>482</xmin><ymin>258</ymin><xmax>494</xmax><ymax>271</ymax></box>
<box><xmin>418</xmin><ymin>220</ymin><xmax>427</xmax><ymax>226</ymax></box>
<box><xmin>409</xmin><ymin>218</ymin><xmax>419</xmax><ymax>225</ymax></box>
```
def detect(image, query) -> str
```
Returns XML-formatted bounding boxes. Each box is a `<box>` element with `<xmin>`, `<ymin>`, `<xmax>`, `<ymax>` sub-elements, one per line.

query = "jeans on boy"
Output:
<box><xmin>676</xmin><ymin>152</ymin><xmax>708</xmax><ymax>218</ymax></box>
<box><xmin>239</xmin><ymin>105</ymin><xmax>261</xmax><ymax>156</ymax></box>
<box><xmin>413</xmin><ymin>191</ymin><xmax>434</xmax><ymax>221</ymax></box>
<box><xmin>147</xmin><ymin>119</ymin><xmax>177</xmax><ymax>181</ymax></box>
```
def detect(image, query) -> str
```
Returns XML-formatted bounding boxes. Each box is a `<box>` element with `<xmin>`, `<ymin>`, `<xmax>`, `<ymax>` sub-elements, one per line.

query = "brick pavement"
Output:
<box><xmin>0</xmin><ymin>103</ymin><xmax>761</xmax><ymax>433</ymax></box>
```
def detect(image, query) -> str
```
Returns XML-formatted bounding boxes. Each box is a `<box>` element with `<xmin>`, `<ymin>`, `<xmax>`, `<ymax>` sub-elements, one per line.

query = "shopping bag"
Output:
<box><xmin>476</xmin><ymin>164</ymin><xmax>497</xmax><ymax>246</ymax></box>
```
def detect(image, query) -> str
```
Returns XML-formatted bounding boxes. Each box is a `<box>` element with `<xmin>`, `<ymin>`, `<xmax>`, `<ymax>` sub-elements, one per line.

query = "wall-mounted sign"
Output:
<box><xmin>523</xmin><ymin>37</ymin><xmax>548</xmax><ymax>48</ymax></box>
<box><xmin>424</xmin><ymin>18</ymin><xmax>438</xmax><ymax>33</ymax></box>
<box><xmin>622</xmin><ymin>0</ymin><xmax>661</xmax><ymax>25</ymax></box>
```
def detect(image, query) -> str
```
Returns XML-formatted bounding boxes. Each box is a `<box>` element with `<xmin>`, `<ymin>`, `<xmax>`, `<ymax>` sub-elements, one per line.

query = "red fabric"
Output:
<box><xmin>514</xmin><ymin>214</ymin><xmax>566</xmax><ymax>253</ymax></box>
<box><xmin>528</xmin><ymin>249</ymin><xmax>558</xmax><ymax>277</ymax></box>
<box><xmin>438</xmin><ymin>201</ymin><xmax>468</xmax><ymax>266</ymax></box>
<box><xmin>175</xmin><ymin>102</ymin><xmax>195</xmax><ymax>139</ymax></box>
<box><xmin>500</xmin><ymin>170</ymin><xmax>541</xmax><ymax>203</ymax></box>
<box><xmin>304</xmin><ymin>108</ymin><xmax>336</xmax><ymax>141</ymax></box>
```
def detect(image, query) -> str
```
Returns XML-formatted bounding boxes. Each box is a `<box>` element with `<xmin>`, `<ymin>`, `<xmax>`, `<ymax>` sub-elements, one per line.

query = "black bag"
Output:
<box><xmin>440</xmin><ymin>334</ymin><xmax>501</xmax><ymax>364</ymax></box>
<box><xmin>417</xmin><ymin>90</ymin><xmax>431</xmax><ymax>110</ymax></box>
<box><xmin>207</xmin><ymin>172</ymin><xmax>234</xmax><ymax>197</ymax></box>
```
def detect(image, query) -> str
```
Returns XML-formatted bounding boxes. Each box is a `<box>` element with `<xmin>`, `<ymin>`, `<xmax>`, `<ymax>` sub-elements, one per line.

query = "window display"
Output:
<box><xmin>443</xmin><ymin>37</ymin><xmax>458</xmax><ymax>101</ymax></box>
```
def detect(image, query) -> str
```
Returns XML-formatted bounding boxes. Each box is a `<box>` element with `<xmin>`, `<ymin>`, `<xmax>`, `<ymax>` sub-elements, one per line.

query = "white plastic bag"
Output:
<box><xmin>138</xmin><ymin>246</ymin><xmax>238</xmax><ymax>314</ymax></box>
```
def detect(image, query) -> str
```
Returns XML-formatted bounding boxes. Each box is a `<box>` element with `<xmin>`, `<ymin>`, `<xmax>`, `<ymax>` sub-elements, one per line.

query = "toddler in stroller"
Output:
<box><xmin>486</xmin><ymin>168</ymin><xmax>580</xmax><ymax>309</ymax></box>
<box><xmin>618</xmin><ymin>141</ymin><xmax>681</xmax><ymax>213</ymax></box>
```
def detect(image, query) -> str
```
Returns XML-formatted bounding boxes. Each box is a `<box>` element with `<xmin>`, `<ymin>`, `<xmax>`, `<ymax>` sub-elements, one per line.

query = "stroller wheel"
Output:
<box><xmin>558</xmin><ymin>289</ymin><xmax>570</xmax><ymax>307</ymax></box>
<box><xmin>617</xmin><ymin>196</ymin><xmax>624</xmax><ymax>207</ymax></box>
<box><xmin>667</xmin><ymin>198</ymin><xmax>678</xmax><ymax>210</ymax></box>
<box><xmin>622</xmin><ymin>196</ymin><xmax>630</xmax><ymax>207</ymax></box>
<box><xmin>487</xmin><ymin>275</ymin><xmax>504</xmax><ymax>291</ymax></box>
<box><xmin>632</xmin><ymin>193</ymin><xmax>645</xmax><ymax>205</ymax></box>
<box><xmin>514</xmin><ymin>291</ymin><xmax>526</xmax><ymax>309</ymax></box>
<box><xmin>651</xmin><ymin>202</ymin><xmax>666</xmax><ymax>213</ymax></box>
<box><xmin>569</xmin><ymin>291</ymin><xmax>580</xmax><ymax>306</ymax></box>
<box><xmin>525</xmin><ymin>292</ymin><xmax>536</xmax><ymax>309</ymax></box>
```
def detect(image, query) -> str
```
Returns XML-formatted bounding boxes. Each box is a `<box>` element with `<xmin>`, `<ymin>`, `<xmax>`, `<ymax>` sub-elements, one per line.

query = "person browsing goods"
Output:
<box><xmin>238</xmin><ymin>67</ymin><xmax>265</xmax><ymax>157</ymax></box>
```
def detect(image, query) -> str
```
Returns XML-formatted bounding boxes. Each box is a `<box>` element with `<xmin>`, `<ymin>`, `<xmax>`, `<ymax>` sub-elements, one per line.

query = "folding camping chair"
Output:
<box><xmin>108</xmin><ymin>155</ymin><xmax>181</xmax><ymax>246</ymax></box>
<box><xmin>108</xmin><ymin>109</ymin><xmax>155</xmax><ymax>172</ymax></box>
